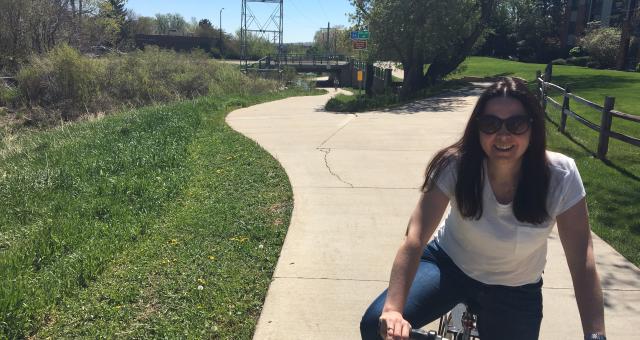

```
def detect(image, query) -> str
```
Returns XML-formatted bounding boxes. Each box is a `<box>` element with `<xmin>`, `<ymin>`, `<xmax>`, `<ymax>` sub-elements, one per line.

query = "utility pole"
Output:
<box><xmin>220</xmin><ymin>7</ymin><xmax>225</xmax><ymax>58</ymax></box>
<box><xmin>319</xmin><ymin>22</ymin><xmax>331</xmax><ymax>55</ymax></box>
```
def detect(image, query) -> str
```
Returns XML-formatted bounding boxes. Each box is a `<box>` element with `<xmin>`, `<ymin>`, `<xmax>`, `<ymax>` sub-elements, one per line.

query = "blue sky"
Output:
<box><xmin>126</xmin><ymin>0</ymin><xmax>355</xmax><ymax>43</ymax></box>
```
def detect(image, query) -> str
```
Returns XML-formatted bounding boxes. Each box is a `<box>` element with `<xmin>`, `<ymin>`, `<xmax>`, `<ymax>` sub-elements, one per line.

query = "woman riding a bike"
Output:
<box><xmin>360</xmin><ymin>78</ymin><xmax>606</xmax><ymax>340</ymax></box>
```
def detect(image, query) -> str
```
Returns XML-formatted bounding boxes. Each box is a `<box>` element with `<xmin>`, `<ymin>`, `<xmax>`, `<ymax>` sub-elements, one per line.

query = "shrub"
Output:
<box><xmin>17</xmin><ymin>44</ymin><xmax>103</xmax><ymax>116</ymax></box>
<box><xmin>551</xmin><ymin>58</ymin><xmax>567</xmax><ymax>65</ymax></box>
<box><xmin>569</xmin><ymin>46</ymin><xmax>585</xmax><ymax>57</ymax></box>
<box><xmin>13</xmin><ymin>45</ymin><xmax>280</xmax><ymax>124</ymax></box>
<box><xmin>0</xmin><ymin>82</ymin><xmax>20</xmax><ymax>106</ymax></box>
<box><xmin>578</xmin><ymin>27</ymin><xmax>620</xmax><ymax>68</ymax></box>
<box><xmin>566</xmin><ymin>56</ymin><xmax>591</xmax><ymax>67</ymax></box>
<box><xmin>636</xmin><ymin>63</ymin><xmax>640</xmax><ymax>72</ymax></box>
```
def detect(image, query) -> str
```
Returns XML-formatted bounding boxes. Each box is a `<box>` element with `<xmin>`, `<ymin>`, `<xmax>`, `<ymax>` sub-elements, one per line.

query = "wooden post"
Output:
<box><xmin>384</xmin><ymin>68</ymin><xmax>392</xmax><ymax>90</ymax></box>
<box><xmin>544</xmin><ymin>63</ymin><xmax>553</xmax><ymax>81</ymax></box>
<box><xmin>597</xmin><ymin>96</ymin><xmax>616</xmax><ymax>160</ymax></box>
<box><xmin>559</xmin><ymin>86</ymin><xmax>570</xmax><ymax>133</ymax></box>
<box><xmin>536</xmin><ymin>70</ymin><xmax>547</xmax><ymax>113</ymax></box>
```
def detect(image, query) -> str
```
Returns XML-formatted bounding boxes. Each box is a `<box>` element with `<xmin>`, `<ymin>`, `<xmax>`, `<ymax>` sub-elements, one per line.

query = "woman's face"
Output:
<box><xmin>478</xmin><ymin>97</ymin><xmax>531</xmax><ymax>165</ymax></box>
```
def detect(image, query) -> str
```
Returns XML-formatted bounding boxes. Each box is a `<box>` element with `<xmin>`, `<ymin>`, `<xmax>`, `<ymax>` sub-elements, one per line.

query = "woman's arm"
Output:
<box><xmin>379</xmin><ymin>186</ymin><xmax>449</xmax><ymax>339</ymax></box>
<box><xmin>556</xmin><ymin>197</ymin><xmax>606</xmax><ymax>337</ymax></box>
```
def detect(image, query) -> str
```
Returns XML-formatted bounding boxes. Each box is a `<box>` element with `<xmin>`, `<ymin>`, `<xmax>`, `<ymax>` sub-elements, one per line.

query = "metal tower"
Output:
<box><xmin>240</xmin><ymin>0</ymin><xmax>284</xmax><ymax>73</ymax></box>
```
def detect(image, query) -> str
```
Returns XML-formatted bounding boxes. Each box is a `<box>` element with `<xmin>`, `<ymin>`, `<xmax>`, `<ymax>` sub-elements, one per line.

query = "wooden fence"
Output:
<box><xmin>536</xmin><ymin>68</ymin><xmax>640</xmax><ymax>160</ymax></box>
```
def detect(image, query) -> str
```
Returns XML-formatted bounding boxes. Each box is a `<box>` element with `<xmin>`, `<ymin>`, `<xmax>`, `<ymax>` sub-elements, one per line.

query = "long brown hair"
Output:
<box><xmin>421</xmin><ymin>77</ymin><xmax>550</xmax><ymax>224</ymax></box>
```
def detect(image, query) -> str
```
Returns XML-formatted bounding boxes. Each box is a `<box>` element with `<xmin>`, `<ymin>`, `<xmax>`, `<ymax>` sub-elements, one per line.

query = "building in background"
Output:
<box><xmin>562</xmin><ymin>0</ymin><xmax>639</xmax><ymax>47</ymax></box>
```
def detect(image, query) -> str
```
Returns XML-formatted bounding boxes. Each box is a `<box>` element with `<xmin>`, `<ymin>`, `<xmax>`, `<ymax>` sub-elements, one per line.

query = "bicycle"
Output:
<box><xmin>409</xmin><ymin>303</ymin><xmax>480</xmax><ymax>340</ymax></box>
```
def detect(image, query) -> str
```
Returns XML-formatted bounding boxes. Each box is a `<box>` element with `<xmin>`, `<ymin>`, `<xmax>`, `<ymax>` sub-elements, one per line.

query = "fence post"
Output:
<box><xmin>536</xmin><ymin>70</ymin><xmax>547</xmax><ymax>113</ymax></box>
<box><xmin>384</xmin><ymin>69</ymin><xmax>392</xmax><ymax>90</ymax></box>
<box><xmin>597</xmin><ymin>96</ymin><xmax>615</xmax><ymax>160</ymax></box>
<box><xmin>559</xmin><ymin>86</ymin><xmax>570</xmax><ymax>133</ymax></box>
<box><xmin>544</xmin><ymin>63</ymin><xmax>553</xmax><ymax>81</ymax></box>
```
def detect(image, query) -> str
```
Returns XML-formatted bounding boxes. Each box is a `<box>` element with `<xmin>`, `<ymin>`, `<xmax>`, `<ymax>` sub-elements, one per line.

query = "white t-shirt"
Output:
<box><xmin>434</xmin><ymin>151</ymin><xmax>586</xmax><ymax>286</ymax></box>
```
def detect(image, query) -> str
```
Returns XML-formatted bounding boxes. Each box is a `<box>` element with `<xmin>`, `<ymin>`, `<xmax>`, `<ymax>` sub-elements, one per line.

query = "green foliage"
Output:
<box><xmin>636</xmin><ymin>63</ymin><xmax>640</xmax><ymax>72</ymax></box>
<box><xmin>155</xmin><ymin>13</ymin><xmax>188</xmax><ymax>35</ymax></box>
<box><xmin>569</xmin><ymin>46</ymin><xmax>585</xmax><ymax>57</ymax></box>
<box><xmin>17</xmin><ymin>44</ymin><xmax>103</xmax><ymax>118</ymax></box>
<box><xmin>578</xmin><ymin>27</ymin><xmax>621</xmax><ymax>69</ymax></box>
<box><xmin>0</xmin><ymin>82</ymin><xmax>20</xmax><ymax>106</ymax></box>
<box><xmin>14</xmin><ymin>45</ymin><xmax>279</xmax><ymax>125</ymax></box>
<box><xmin>479</xmin><ymin>0</ymin><xmax>566</xmax><ymax>62</ymax></box>
<box><xmin>326</xmin><ymin>93</ymin><xmax>399</xmax><ymax>112</ymax></box>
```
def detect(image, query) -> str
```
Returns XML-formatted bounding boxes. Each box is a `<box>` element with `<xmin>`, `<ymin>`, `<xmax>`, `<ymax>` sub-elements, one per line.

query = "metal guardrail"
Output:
<box><xmin>536</xmin><ymin>69</ymin><xmax>640</xmax><ymax>159</ymax></box>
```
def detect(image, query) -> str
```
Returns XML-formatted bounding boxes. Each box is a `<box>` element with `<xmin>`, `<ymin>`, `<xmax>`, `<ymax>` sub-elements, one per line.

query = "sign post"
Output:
<box><xmin>351</xmin><ymin>30</ymin><xmax>369</xmax><ymax>95</ymax></box>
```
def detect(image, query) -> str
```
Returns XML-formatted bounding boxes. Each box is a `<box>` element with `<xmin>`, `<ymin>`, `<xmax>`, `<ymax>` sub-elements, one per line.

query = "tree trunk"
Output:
<box><xmin>400</xmin><ymin>58</ymin><xmax>426</xmax><ymax>99</ymax></box>
<box><xmin>616</xmin><ymin>0</ymin><xmax>637</xmax><ymax>70</ymax></box>
<box><xmin>424</xmin><ymin>0</ymin><xmax>496</xmax><ymax>85</ymax></box>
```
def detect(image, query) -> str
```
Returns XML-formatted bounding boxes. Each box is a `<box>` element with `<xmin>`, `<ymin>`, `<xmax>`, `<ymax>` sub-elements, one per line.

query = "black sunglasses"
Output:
<box><xmin>476</xmin><ymin>115</ymin><xmax>533</xmax><ymax>135</ymax></box>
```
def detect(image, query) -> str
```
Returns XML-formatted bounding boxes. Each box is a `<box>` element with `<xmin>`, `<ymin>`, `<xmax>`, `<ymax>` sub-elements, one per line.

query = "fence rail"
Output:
<box><xmin>536</xmin><ymin>68</ymin><xmax>640</xmax><ymax>159</ymax></box>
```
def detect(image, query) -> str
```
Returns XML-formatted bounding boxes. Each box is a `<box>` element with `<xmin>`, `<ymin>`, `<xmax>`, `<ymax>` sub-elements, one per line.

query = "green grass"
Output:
<box><xmin>454</xmin><ymin>56</ymin><xmax>640</xmax><ymax>266</ymax></box>
<box><xmin>0</xmin><ymin>88</ymin><xmax>323</xmax><ymax>338</ymax></box>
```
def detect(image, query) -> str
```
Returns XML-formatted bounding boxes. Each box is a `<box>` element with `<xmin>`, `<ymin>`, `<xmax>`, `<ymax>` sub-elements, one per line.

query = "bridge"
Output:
<box><xmin>244</xmin><ymin>54</ymin><xmax>351</xmax><ymax>73</ymax></box>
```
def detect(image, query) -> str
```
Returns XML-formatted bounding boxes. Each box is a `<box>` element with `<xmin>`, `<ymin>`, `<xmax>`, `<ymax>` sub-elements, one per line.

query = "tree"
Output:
<box><xmin>155</xmin><ymin>13</ymin><xmax>188</xmax><ymax>35</ymax></box>
<box><xmin>196</xmin><ymin>19</ymin><xmax>216</xmax><ymax>38</ymax></box>
<box><xmin>312</xmin><ymin>25</ymin><xmax>354</xmax><ymax>55</ymax></box>
<box><xmin>352</xmin><ymin>0</ymin><xmax>496</xmax><ymax>97</ymax></box>
<box><xmin>132</xmin><ymin>16</ymin><xmax>157</xmax><ymax>35</ymax></box>
<box><xmin>478</xmin><ymin>0</ymin><xmax>568</xmax><ymax>62</ymax></box>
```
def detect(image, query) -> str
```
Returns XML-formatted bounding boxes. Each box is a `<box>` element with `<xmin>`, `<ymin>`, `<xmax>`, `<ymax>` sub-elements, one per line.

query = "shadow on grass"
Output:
<box><xmin>545</xmin><ymin>116</ymin><xmax>640</xmax><ymax>183</ymax></box>
<box><xmin>550</xmin><ymin>74</ymin><xmax>640</xmax><ymax>94</ymax></box>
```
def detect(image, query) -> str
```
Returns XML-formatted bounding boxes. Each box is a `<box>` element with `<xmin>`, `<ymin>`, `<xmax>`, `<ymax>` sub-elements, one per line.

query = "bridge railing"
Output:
<box><xmin>267</xmin><ymin>54</ymin><xmax>350</xmax><ymax>66</ymax></box>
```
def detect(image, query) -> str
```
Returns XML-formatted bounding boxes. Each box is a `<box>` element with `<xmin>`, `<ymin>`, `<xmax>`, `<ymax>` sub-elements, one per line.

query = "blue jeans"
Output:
<box><xmin>360</xmin><ymin>241</ymin><xmax>543</xmax><ymax>340</ymax></box>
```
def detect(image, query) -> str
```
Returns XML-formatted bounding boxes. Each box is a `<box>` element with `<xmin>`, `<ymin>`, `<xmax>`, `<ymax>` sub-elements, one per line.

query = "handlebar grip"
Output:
<box><xmin>409</xmin><ymin>329</ymin><xmax>443</xmax><ymax>340</ymax></box>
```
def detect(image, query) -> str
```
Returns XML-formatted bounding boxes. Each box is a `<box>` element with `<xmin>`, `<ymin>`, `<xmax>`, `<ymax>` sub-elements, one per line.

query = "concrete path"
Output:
<box><xmin>226</xmin><ymin>87</ymin><xmax>640</xmax><ymax>339</ymax></box>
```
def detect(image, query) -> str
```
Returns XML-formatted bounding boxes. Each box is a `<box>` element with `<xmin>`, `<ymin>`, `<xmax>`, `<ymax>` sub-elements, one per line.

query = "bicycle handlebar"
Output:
<box><xmin>409</xmin><ymin>328</ymin><xmax>445</xmax><ymax>340</ymax></box>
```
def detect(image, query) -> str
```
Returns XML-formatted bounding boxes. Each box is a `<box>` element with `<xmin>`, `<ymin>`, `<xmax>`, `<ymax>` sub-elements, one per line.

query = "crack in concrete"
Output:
<box><xmin>273</xmin><ymin>276</ymin><xmax>387</xmax><ymax>283</ymax></box>
<box><xmin>318</xmin><ymin>148</ymin><xmax>354</xmax><ymax>188</ymax></box>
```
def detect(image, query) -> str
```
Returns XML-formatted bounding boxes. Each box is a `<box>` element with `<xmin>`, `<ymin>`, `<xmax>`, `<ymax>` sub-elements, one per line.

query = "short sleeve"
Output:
<box><xmin>433</xmin><ymin>158</ymin><xmax>458</xmax><ymax>199</ymax></box>
<box><xmin>553</xmin><ymin>158</ymin><xmax>586</xmax><ymax>216</ymax></box>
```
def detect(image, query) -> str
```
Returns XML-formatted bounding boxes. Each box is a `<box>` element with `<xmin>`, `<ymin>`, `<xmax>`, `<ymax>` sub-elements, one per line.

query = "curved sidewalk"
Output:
<box><xmin>226</xmin><ymin>88</ymin><xmax>639</xmax><ymax>339</ymax></box>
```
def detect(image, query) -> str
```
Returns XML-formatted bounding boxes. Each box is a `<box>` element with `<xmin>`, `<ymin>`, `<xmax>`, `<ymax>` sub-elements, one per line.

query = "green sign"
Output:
<box><xmin>351</xmin><ymin>30</ymin><xmax>370</xmax><ymax>40</ymax></box>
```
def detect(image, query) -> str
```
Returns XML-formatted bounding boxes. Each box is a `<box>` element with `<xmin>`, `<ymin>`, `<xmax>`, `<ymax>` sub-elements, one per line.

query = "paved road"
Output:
<box><xmin>226</xmin><ymin>87</ymin><xmax>639</xmax><ymax>339</ymax></box>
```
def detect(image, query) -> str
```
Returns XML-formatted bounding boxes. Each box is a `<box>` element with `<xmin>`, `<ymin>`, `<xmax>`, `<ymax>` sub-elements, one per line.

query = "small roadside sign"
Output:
<box><xmin>353</xmin><ymin>40</ymin><xmax>367</xmax><ymax>50</ymax></box>
<box><xmin>351</xmin><ymin>30</ymin><xmax>370</xmax><ymax>40</ymax></box>
<box><xmin>357</xmin><ymin>70</ymin><xmax>363</xmax><ymax>82</ymax></box>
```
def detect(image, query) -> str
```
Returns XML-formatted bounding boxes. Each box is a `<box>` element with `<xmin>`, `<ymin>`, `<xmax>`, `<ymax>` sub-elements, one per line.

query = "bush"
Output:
<box><xmin>566</xmin><ymin>56</ymin><xmax>591</xmax><ymax>67</ymax></box>
<box><xmin>13</xmin><ymin>45</ymin><xmax>280</xmax><ymax>124</ymax></box>
<box><xmin>0</xmin><ymin>82</ymin><xmax>20</xmax><ymax>106</ymax></box>
<box><xmin>636</xmin><ymin>63</ymin><xmax>640</xmax><ymax>72</ymax></box>
<box><xmin>578</xmin><ymin>27</ymin><xmax>620</xmax><ymax>68</ymax></box>
<box><xmin>569</xmin><ymin>46</ymin><xmax>585</xmax><ymax>57</ymax></box>
<box><xmin>551</xmin><ymin>58</ymin><xmax>567</xmax><ymax>65</ymax></box>
<box><xmin>17</xmin><ymin>44</ymin><xmax>103</xmax><ymax>116</ymax></box>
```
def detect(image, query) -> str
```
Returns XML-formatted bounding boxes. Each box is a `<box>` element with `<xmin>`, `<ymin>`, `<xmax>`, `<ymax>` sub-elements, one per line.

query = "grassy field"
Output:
<box><xmin>0</xmin><ymin>88</ymin><xmax>322</xmax><ymax>338</ymax></box>
<box><xmin>453</xmin><ymin>57</ymin><xmax>639</xmax><ymax>266</ymax></box>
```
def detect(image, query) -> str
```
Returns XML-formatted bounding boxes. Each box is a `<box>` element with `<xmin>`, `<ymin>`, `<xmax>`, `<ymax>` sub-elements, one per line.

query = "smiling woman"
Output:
<box><xmin>360</xmin><ymin>77</ymin><xmax>607</xmax><ymax>340</ymax></box>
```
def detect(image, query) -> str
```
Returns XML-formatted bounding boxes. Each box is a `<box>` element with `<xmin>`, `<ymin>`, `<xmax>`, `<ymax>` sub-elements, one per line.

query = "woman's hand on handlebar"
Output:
<box><xmin>378</xmin><ymin>310</ymin><xmax>412</xmax><ymax>340</ymax></box>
